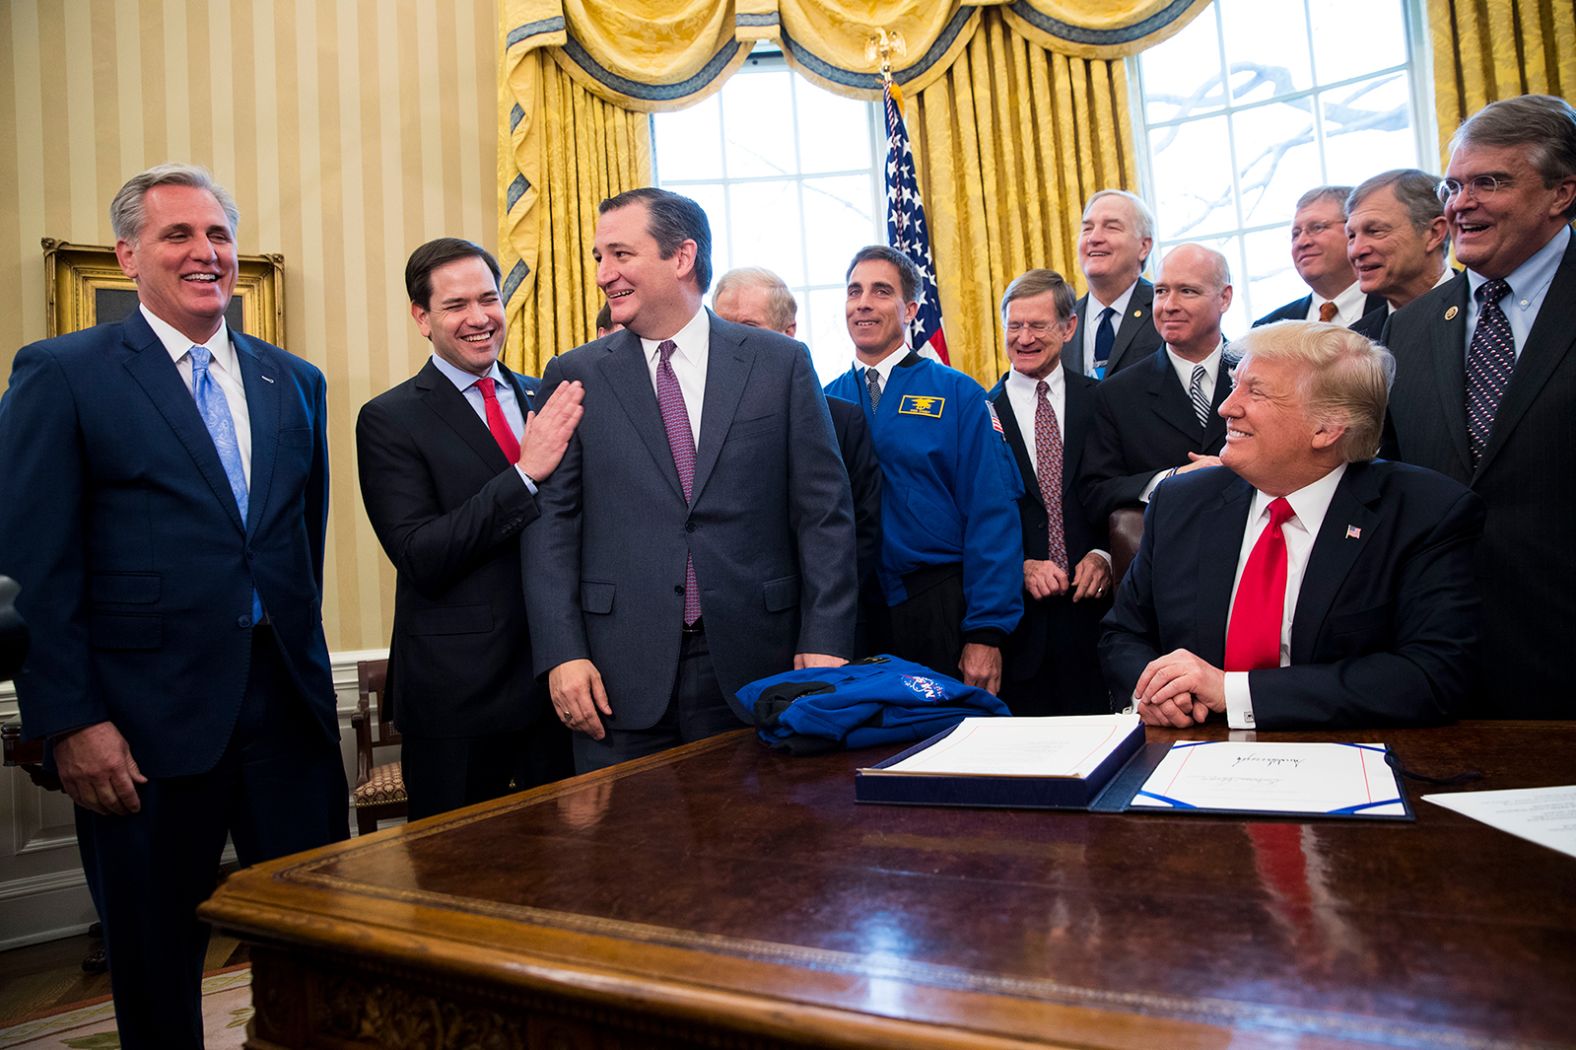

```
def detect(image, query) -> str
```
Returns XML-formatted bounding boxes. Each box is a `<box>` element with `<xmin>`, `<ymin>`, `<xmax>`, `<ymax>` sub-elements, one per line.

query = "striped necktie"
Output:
<box><xmin>1189</xmin><ymin>365</ymin><xmax>1210</xmax><ymax>428</ymax></box>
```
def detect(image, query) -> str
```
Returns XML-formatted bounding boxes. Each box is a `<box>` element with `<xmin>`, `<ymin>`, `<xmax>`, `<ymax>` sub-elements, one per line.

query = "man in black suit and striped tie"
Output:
<box><xmin>1079</xmin><ymin>244</ymin><xmax>1235</xmax><ymax>524</ymax></box>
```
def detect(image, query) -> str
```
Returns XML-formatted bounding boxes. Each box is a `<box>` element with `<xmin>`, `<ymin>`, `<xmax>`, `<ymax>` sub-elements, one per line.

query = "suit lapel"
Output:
<box><xmin>1426</xmin><ymin>275</ymin><xmax>1473</xmax><ymax>476</ymax></box>
<box><xmin>1196</xmin><ymin>478</ymin><xmax>1253</xmax><ymax>664</ymax></box>
<box><xmin>990</xmin><ymin>383</ymin><xmax>1041</xmax><ymax>508</ymax></box>
<box><xmin>1476</xmin><ymin>238</ymin><xmax>1576</xmax><ymax>478</ymax></box>
<box><xmin>1291</xmin><ymin>464</ymin><xmax>1378</xmax><ymax>664</ymax></box>
<box><xmin>1148</xmin><ymin>352</ymin><xmax>1208</xmax><ymax>443</ymax></box>
<box><xmin>1061</xmin><ymin>294</ymin><xmax>1088</xmax><ymax>374</ymax></box>
<box><xmin>118</xmin><ymin>313</ymin><xmax>247</xmax><ymax>534</ymax></box>
<box><xmin>691</xmin><ymin>318</ymin><xmax>753</xmax><ymax>506</ymax></box>
<box><xmin>233</xmin><ymin>333</ymin><xmax>278</xmax><ymax>532</ymax></box>
<box><xmin>415</xmin><ymin>360</ymin><xmax>510</xmax><ymax>474</ymax></box>
<box><xmin>1062</xmin><ymin>369</ymin><xmax>1092</xmax><ymax>489</ymax></box>
<box><xmin>501</xmin><ymin>362</ymin><xmax>535</xmax><ymax>412</ymax></box>
<box><xmin>1202</xmin><ymin>361</ymin><xmax>1232</xmax><ymax>448</ymax></box>
<box><xmin>1107</xmin><ymin>280</ymin><xmax>1152</xmax><ymax>373</ymax></box>
<box><xmin>599</xmin><ymin>331</ymin><xmax>687</xmax><ymax>504</ymax></box>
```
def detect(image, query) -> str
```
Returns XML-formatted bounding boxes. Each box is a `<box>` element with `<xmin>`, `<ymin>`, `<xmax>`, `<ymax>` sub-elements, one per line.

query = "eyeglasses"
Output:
<box><xmin>1437</xmin><ymin>175</ymin><xmax>1513</xmax><ymax>203</ymax></box>
<box><xmin>1290</xmin><ymin>221</ymin><xmax>1337</xmax><ymax>240</ymax></box>
<box><xmin>1005</xmin><ymin>321</ymin><xmax>1059</xmax><ymax>334</ymax></box>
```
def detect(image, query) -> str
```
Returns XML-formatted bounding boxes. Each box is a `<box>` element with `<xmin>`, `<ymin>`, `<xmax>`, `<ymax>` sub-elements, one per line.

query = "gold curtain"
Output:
<box><xmin>499</xmin><ymin>0</ymin><xmax>1210</xmax><ymax>384</ymax></box>
<box><xmin>1429</xmin><ymin>0</ymin><xmax>1576</xmax><ymax>160</ymax></box>
<box><xmin>910</xmin><ymin>10</ymin><xmax>1137</xmax><ymax>382</ymax></box>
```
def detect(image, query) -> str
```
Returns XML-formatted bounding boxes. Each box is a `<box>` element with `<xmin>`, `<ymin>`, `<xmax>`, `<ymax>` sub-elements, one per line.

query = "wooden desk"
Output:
<box><xmin>202</xmin><ymin>722</ymin><xmax>1576</xmax><ymax>1049</ymax></box>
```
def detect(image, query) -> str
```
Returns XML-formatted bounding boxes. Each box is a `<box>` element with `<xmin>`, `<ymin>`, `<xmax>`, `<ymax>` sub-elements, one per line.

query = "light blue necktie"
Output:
<box><xmin>190</xmin><ymin>345</ymin><xmax>263</xmax><ymax>623</ymax></box>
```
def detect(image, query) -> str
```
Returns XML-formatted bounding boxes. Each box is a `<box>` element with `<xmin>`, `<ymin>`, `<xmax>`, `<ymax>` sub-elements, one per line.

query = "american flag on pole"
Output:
<box><xmin>882</xmin><ymin>76</ymin><xmax>949</xmax><ymax>366</ymax></box>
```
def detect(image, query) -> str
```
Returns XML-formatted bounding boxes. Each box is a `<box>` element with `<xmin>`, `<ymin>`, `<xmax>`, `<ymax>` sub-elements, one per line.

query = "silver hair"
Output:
<box><xmin>1295</xmin><ymin>184</ymin><xmax>1356</xmax><ymax>217</ymax></box>
<box><xmin>1449</xmin><ymin>94</ymin><xmax>1576</xmax><ymax>218</ymax></box>
<box><xmin>1082</xmin><ymin>189</ymin><xmax>1156</xmax><ymax>249</ymax></box>
<box><xmin>713</xmin><ymin>266</ymin><xmax>798</xmax><ymax>332</ymax></box>
<box><xmin>109</xmin><ymin>163</ymin><xmax>240</xmax><ymax>244</ymax></box>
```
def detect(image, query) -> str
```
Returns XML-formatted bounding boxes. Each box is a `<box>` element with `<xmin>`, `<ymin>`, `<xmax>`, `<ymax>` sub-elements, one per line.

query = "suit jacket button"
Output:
<box><xmin>674</xmin><ymin>585</ymin><xmax>684</xmax><ymax>595</ymax></box>
<box><xmin>685</xmin><ymin>521</ymin><xmax>697</xmax><ymax>532</ymax></box>
<box><xmin>237</xmin><ymin>615</ymin><xmax>252</xmax><ymax>629</ymax></box>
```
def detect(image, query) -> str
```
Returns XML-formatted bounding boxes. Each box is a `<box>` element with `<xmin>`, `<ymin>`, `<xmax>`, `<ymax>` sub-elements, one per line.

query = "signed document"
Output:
<box><xmin>1423</xmin><ymin>786</ymin><xmax>1576</xmax><ymax>859</ymax></box>
<box><xmin>1130</xmin><ymin>741</ymin><xmax>1408</xmax><ymax>818</ymax></box>
<box><xmin>865</xmin><ymin>714</ymin><xmax>1142</xmax><ymax>779</ymax></box>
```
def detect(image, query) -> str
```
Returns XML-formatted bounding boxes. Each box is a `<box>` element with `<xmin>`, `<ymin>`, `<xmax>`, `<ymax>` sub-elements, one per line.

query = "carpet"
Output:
<box><xmin>0</xmin><ymin>967</ymin><xmax>251</xmax><ymax>1049</ymax></box>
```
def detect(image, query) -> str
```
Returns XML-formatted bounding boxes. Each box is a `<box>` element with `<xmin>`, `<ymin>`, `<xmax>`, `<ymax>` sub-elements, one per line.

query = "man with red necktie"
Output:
<box><xmin>1099</xmin><ymin>320</ymin><xmax>1484</xmax><ymax>729</ymax></box>
<box><xmin>357</xmin><ymin>238</ymin><xmax>584</xmax><ymax>819</ymax></box>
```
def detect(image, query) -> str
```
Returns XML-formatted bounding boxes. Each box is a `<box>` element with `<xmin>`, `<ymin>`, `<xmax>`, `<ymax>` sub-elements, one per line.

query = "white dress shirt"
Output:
<box><xmin>428</xmin><ymin>353</ymin><xmax>536</xmax><ymax>491</ymax></box>
<box><xmin>643</xmin><ymin>307</ymin><xmax>711</xmax><ymax>447</ymax></box>
<box><xmin>1139</xmin><ymin>342</ymin><xmax>1226</xmax><ymax>502</ymax></box>
<box><xmin>1222</xmin><ymin>463</ymin><xmax>1348</xmax><ymax>729</ymax></box>
<box><xmin>1463</xmin><ymin>223</ymin><xmax>1570</xmax><ymax>362</ymax></box>
<box><xmin>1003</xmin><ymin>367</ymin><xmax>1110</xmax><ymax>566</ymax></box>
<box><xmin>1304</xmin><ymin>280</ymin><xmax>1368</xmax><ymax>326</ymax></box>
<box><xmin>143</xmin><ymin>305</ymin><xmax>251</xmax><ymax>486</ymax></box>
<box><xmin>1079</xmin><ymin>280</ymin><xmax>1139</xmax><ymax>374</ymax></box>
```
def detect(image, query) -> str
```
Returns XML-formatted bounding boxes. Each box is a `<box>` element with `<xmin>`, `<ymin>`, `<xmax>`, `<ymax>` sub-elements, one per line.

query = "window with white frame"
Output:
<box><xmin>653</xmin><ymin>50</ymin><xmax>885</xmax><ymax>382</ymax></box>
<box><xmin>1135</xmin><ymin>0</ymin><xmax>1435</xmax><ymax>334</ymax></box>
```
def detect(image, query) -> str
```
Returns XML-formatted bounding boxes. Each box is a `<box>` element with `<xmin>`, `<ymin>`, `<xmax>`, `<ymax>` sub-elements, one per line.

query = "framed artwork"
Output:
<box><xmin>42</xmin><ymin>238</ymin><xmax>286</xmax><ymax>345</ymax></box>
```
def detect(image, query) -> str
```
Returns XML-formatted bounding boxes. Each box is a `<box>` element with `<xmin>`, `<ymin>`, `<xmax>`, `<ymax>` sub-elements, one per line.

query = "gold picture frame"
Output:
<box><xmin>42</xmin><ymin>238</ymin><xmax>286</xmax><ymax>346</ymax></box>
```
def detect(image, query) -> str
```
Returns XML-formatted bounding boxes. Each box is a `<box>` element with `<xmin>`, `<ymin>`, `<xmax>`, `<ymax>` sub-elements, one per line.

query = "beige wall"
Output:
<box><xmin>0</xmin><ymin>0</ymin><xmax>500</xmax><ymax>651</ymax></box>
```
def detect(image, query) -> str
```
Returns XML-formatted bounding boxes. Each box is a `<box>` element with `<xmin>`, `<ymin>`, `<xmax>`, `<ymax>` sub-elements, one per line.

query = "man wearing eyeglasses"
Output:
<box><xmin>1383</xmin><ymin>93</ymin><xmax>1576</xmax><ymax>720</ymax></box>
<box><xmin>1254</xmin><ymin>186</ymin><xmax>1387</xmax><ymax>328</ymax></box>
<box><xmin>987</xmin><ymin>270</ymin><xmax>1112</xmax><ymax>715</ymax></box>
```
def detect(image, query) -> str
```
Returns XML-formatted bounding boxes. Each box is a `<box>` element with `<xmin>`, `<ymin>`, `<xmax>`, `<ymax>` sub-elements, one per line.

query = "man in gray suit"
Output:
<box><xmin>523</xmin><ymin>188</ymin><xmax>857</xmax><ymax>771</ymax></box>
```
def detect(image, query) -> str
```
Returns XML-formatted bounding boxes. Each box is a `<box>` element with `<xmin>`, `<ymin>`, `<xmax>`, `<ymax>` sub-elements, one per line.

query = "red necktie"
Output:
<box><xmin>1224</xmin><ymin>497</ymin><xmax>1295</xmax><ymax>671</ymax></box>
<box><xmin>475</xmin><ymin>377</ymin><xmax>520</xmax><ymax>463</ymax></box>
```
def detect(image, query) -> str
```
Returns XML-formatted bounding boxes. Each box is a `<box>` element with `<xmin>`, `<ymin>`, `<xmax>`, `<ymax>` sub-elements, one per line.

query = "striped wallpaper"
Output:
<box><xmin>0</xmin><ymin>0</ymin><xmax>501</xmax><ymax>652</ymax></box>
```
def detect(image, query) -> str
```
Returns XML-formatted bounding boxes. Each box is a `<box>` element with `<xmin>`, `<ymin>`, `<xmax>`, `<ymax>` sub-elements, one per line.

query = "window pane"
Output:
<box><xmin>805</xmin><ymin>286</ymin><xmax>853</xmax><ymax>384</ymax></box>
<box><xmin>654</xmin><ymin>95</ymin><xmax>722</xmax><ymax>183</ymax></box>
<box><xmin>1312</xmin><ymin>0</ymin><xmax>1408</xmax><ymax>84</ymax></box>
<box><xmin>803</xmin><ymin>174</ymin><xmax>879</xmax><ymax>289</ymax></box>
<box><xmin>1150</xmin><ymin>115</ymin><xmax>1237</xmax><ymax>240</ymax></box>
<box><xmin>727</xmin><ymin>180</ymin><xmax>806</xmax><ymax>286</ymax></box>
<box><xmin>1319</xmin><ymin>76</ymin><xmax>1418</xmax><ymax>183</ymax></box>
<box><xmin>1220</xmin><ymin>0</ymin><xmax>1312</xmax><ymax>102</ymax></box>
<box><xmin>681</xmin><ymin>182</ymin><xmax>732</xmax><ymax>278</ymax></box>
<box><xmin>1139</xmin><ymin>8</ymin><xmax>1225</xmax><ymax>125</ymax></box>
<box><xmin>1241</xmin><ymin>225</ymin><xmax>1307</xmax><ymax>323</ymax></box>
<box><xmin>797</xmin><ymin>81</ymin><xmax>874</xmax><ymax>175</ymax></box>
<box><xmin>1232</xmin><ymin>100</ymin><xmax>1321</xmax><ymax>228</ymax></box>
<box><xmin>721</xmin><ymin>70</ymin><xmax>798</xmax><ymax>179</ymax></box>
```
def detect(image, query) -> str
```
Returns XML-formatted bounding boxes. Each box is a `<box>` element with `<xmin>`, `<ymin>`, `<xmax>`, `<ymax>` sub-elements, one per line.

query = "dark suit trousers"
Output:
<box><xmin>887</xmin><ymin>563</ymin><xmax>967</xmax><ymax>681</ymax></box>
<box><xmin>573</xmin><ymin>628</ymin><xmax>747</xmax><ymax>773</ymax></box>
<box><xmin>1000</xmin><ymin>597</ymin><xmax>1110</xmax><ymax>716</ymax></box>
<box><xmin>402</xmin><ymin>721</ymin><xmax>573</xmax><ymax>822</ymax></box>
<box><xmin>74</xmin><ymin>627</ymin><xmax>347</xmax><ymax>1050</ymax></box>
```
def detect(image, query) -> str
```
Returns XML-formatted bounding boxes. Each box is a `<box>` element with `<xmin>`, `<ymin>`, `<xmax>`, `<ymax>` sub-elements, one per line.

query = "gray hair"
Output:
<box><xmin>713</xmin><ymin>267</ymin><xmax>798</xmax><ymax>332</ymax></box>
<box><xmin>1236</xmin><ymin>320</ymin><xmax>1396</xmax><ymax>462</ymax></box>
<box><xmin>1347</xmin><ymin>169</ymin><xmax>1446</xmax><ymax>242</ymax></box>
<box><xmin>1450</xmin><ymin>94</ymin><xmax>1576</xmax><ymax>218</ymax></box>
<box><xmin>110</xmin><ymin>164</ymin><xmax>239</xmax><ymax>244</ymax></box>
<box><xmin>1001</xmin><ymin>268</ymin><xmax>1076</xmax><ymax>321</ymax></box>
<box><xmin>1295</xmin><ymin>185</ymin><xmax>1356</xmax><ymax>216</ymax></box>
<box><xmin>1082</xmin><ymin>189</ymin><xmax>1156</xmax><ymax>249</ymax></box>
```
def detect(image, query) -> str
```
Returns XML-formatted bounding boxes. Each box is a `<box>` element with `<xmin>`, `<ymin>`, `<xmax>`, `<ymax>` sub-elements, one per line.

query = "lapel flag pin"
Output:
<box><xmin>1445</xmin><ymin>306</ymin><xmax>1459</xmax><ymax>321</ymax></box>
<box><xmin>260</xmin><ymin>373</ymin><xmax>275</xmax><ymax>384</ymax></box>
<box><xmin>1345</xmin><ymin>524</ymin><xmax>1362</xmax><ymax>540</ymax></box>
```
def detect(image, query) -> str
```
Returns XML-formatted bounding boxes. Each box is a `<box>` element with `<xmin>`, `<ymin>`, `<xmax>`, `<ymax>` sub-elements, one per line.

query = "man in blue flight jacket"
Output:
<box><xmin>826</xmin><ymin>246</ymin><xmax>1023</xmax><ymax>694</ymax></box>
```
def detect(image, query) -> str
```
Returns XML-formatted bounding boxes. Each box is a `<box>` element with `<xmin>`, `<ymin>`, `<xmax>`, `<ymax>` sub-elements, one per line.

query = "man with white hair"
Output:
<box><xmin>1064</xmin><ymin>189</ymin><xmax>1163</xmax><ymax>378</ymax></box>
<box><xmin>1101</xmin><ymin>321</ymin><xmax>1483</xmax><ymax>729</ymax></box>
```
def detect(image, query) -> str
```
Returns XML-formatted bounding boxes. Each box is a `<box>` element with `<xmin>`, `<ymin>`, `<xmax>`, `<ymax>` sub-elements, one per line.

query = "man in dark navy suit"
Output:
<box><xmin>1102</xmin><ymin>321</ymin><xmax>1483</xmax><ymax>729</ymax></box>
<box><xmin>987</xmin><ymin>269</ymin><xmax>1111</xmax><ymax>715</ymax></box>
<box><xmin>1383</xmin><ymin>94</ymin><xmax>1576</xmax><ymax>719</ymax></box>
<box><xmin>1063</xmin><ymin>190</ymin><xmax>1162</xmax><ymax>379</ymax></box>
<box><xmin>357</xmin><ymin>239</ymin><xmax>583</xmax><ymax>820</ymax></box>
<box><xmin>1255</xmin><ymin>186</ymin><xmax>1385</xmax><ymax>328</ymax></box>
<box><xmin>0</xmin><ymin>165</ymin><xmax>347</xmax><ymax>1048</ymax></box>
<box><xmin>1345</xmin><ymin>169</ymin><xmax>1453</xmax><ymax>339</ymax></box>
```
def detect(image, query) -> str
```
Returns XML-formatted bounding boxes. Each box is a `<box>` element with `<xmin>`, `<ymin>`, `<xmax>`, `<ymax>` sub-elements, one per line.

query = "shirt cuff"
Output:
<box><xmin>1089</xmin><ymin>549</ymin><xmax>1111</xmax><ymax>567</ymax></box>
<box><xmin>514</xmin><ymin>465</ymin><xmax>537</xmax><ymax>494</ymax></box>
<box><xmin>1140</xmin><ymin>469</ymin><xmax>1172</xmax><ymax>503</ymax></box>
<box><xmin>1225</xmin><ymin>671</ymin><xmax>1255</xmax><ymax>729</ymax></box>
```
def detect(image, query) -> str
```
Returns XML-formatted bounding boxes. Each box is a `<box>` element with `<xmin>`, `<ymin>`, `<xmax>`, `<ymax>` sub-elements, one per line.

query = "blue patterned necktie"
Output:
<box><xmin>1465</xmin><ymin>279</ymin><xmax>1515</xmax><ymax>466</ymax></box>
<box><xmin>190</xmin><ymin>345</ymin><xmax>263</xmax><ymax>623</ymax></box>
<box><xmin>1092</xmin><ymin>306</ymin><xmax>1116</xmax><ymax>379</ymax></box>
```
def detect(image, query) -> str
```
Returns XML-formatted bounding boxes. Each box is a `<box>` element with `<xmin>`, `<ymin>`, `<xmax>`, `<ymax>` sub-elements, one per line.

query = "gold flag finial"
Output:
<box><xmin>865</xmin><ymin>28</ymin><xmax>907</xmax><ymax>85</ymax></box>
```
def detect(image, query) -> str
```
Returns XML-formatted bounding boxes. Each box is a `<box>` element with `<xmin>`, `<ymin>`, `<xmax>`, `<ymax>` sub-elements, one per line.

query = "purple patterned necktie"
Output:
<box><xmin>1465</xmin><ymin>279</ymin><xmax>1515</xmax><ymax>467</ymax></box>
<box><xmin>657</xmin><ymin>339</ymin><xmax>701</xmax><ymax>624</ymax></box>
<box><xmin>1034</xmin><ymin>380</ymin><xmax>1068</xmax><ymax>570</ymax></box>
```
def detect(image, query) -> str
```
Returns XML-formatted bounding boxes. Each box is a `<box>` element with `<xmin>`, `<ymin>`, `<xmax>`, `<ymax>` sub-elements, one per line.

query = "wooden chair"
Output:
<box><xmin>350</xmin><ymin>658</ymin><xmax>407</xmax><ymax>835</ymax></box>
<box><xmin>1108</xmin><ymin>507</ymin><xmax>1146</xmax><ymax>588</ymax></box>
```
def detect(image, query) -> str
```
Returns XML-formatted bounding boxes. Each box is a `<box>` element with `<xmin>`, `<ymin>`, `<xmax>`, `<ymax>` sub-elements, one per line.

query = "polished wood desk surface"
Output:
<box><xmin>204</xmin><ymin>722</ymin><xmax>1576</xmax><ymax>1049</ymax></box>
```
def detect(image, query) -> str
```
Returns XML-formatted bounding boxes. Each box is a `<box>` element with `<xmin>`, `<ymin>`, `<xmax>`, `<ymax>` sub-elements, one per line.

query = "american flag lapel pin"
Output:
<box><xmin>1345</xmin><ymin>524</ymin><xmax>1362</xmax><ymax>540</ymax></box>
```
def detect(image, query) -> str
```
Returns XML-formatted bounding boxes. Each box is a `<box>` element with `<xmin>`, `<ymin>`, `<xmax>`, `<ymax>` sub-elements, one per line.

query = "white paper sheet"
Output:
<box><xmin>863</xmin><ymin>714</ymin><xmax>1141</xmax><ymax>779</ymax></box>
<box><xmin>1422</xmin><ymin>785</ymin><xmax>1576</xmax><ymax>859</ymax></box>
<box><xmin>1131</xmin><ymin>741</ymin><xmax>1407</xmax><ymax>816</ymax></box>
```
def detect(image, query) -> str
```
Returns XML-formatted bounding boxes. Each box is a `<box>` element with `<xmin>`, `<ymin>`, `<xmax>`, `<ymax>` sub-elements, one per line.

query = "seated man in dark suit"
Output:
<box><xmin>1254</xmin><ymin>186</ymin><xmax>1386</xmax><ymax>328</ymax></box>
<box><xmin>712</xmin><ymin>266</ymin><xmax>884</xmax><ymax>654</ymax></box>
<box><xmin>1063</xmin><ymin>189</ymin><xmax>1163</xmax><ymax>379</ymax></box>
<box><xmin>987</xmin><ymin>269</ymin><xmax>1112</xmax><ymax>715</ymax></box>
<box><xmin>1079</xmin><ymin>243</ymin><xmax>1235</xmax><ymax>524</ymax></box>
<box><xmin>1101</xmin><ymin>321</ymin><xmax>1484</xmax><ymax>729</ymax></box>
<box><xmin>1345</xmin><ymin>169</ymin><xmax>1454</xmax><ymax>338</ymax></box>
